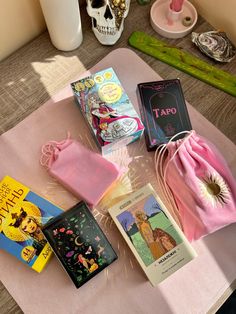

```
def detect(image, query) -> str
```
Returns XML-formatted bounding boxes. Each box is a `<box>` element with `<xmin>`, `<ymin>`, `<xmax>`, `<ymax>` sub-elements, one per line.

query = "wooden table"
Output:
<box><xmin>0</xmin><ymin>1</ymin><xmax>235</xmax><ymax>313</ymax></box>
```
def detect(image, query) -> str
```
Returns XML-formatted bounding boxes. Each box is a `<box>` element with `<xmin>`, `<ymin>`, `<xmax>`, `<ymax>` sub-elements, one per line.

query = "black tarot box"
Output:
<box><xmin>42</xmin><ymin>201</ymin><xmax>117</xmax><ymax>288</ymax></box>
<box><xmin>137</xmin><ymin>79</ymin><xmax>192</xmax><ymax>151</ymax></box>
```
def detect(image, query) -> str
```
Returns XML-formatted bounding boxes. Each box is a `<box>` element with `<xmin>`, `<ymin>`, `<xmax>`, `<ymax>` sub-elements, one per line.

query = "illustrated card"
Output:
<box><xmin>43</xmin><ymin>201</ymin><xmax>117</xmax><ymax>288</ymax></box>
<box><xmin>71</xmin><ymin>67</ymin><xmax>144</xmax><ymax>155</ymax></box>
<box><xmin>108</xmin><ymin>184</ymin><xmax>197</xmax><ymax>286</ymax></box>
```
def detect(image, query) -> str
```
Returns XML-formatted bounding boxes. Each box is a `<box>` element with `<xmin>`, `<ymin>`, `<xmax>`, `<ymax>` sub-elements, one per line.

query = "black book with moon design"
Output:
<box><xmin>42</xmin><ymin>201</ymin><xmax>117</xmax><ymax>288</ymax></box>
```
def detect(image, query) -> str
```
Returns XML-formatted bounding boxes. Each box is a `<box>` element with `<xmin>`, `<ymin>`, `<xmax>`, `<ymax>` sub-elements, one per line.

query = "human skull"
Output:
<box><xmin>86</xmin><ymin>0</ymin><xmax>130</xmax><ymax>45</ymax></box>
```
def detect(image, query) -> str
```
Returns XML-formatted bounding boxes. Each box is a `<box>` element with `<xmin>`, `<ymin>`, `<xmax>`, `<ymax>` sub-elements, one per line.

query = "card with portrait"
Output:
<box><xmin>42</xmin><ymin>201</ymin><xmax>117</xmax><ymax>288</ymax></box>
<box><xmin>108</xmin><ymin>184</ymin><xmax>197</xmax><ymax>286</ymax></box>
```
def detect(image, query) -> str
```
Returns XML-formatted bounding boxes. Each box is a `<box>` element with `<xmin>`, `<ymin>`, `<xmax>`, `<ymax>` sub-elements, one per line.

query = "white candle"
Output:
<box><xmin>39</xmin><ymin>0</ymin><xmax>83</xmax><ymax>51</ymax></box>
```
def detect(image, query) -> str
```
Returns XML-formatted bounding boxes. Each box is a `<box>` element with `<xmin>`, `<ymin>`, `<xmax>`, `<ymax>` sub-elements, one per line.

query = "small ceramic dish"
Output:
<box><xmin>150</xmin><ymin>0</ymin><xmax>198</xmax><ymax>39</ymax></box>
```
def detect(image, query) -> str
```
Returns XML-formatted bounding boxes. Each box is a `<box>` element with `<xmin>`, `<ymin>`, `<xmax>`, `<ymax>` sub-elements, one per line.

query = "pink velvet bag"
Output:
<box><xmin>40</xmin><ymin>135</ymin><xmax>121</xmax><ymax>207</ymax></box>
<box><xmin>155</xmin><ymin>130</ymin><xmax>236</xmax><ymax>241</ymax></box>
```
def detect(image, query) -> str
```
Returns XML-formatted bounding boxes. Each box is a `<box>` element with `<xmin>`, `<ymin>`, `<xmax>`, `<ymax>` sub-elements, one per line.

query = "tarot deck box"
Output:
<box><xmin>108</xmin><ymin>184</ymin><xmax>197</xmax><ymax>286</ymax></box>
<box><xmin>71</xmin><ymin>68</ymin><xmax>144</xmax><ymax>155</ymax></box>
<box><xmin>43</xmin><ymin>201</ymin><xmax>117</xmax><ymax>288</ymax></box>
<box><xmin>137</xmin><ymin>79</ymin><xmax>192</xmax><ymax>151</ymax></box>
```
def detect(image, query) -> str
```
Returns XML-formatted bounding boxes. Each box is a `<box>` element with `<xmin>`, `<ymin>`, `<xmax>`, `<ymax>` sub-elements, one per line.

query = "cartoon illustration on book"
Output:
<box><xmin>2</xmin><ymin>199</ymin><xmax>53</xmax><ymax>259</ymax></box>
<box><xmin>135</xmin><ymin>210</ymin><xmax>166</xmax><ymax>260</ymax></box>
<box><xmin>5</xmin><ymin>203</ymin><xmax>47</xmax><ymax>256</ymax></box>
<box><xmin>116</xmin><ymin>194</ymin><xmax>181</xmax><ymax>266</ymax></box>
<box><xmin>88</xmin><ymin>93</ymin><xmax>142</xmax><ymax>145</ymax></box>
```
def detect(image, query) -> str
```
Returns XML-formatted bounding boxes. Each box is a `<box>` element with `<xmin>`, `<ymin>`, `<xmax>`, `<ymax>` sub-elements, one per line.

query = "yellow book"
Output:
<box><xmin>0</xmin><ymin>175</ymin><xmax>63</xmax><ymax>272</ymax></box>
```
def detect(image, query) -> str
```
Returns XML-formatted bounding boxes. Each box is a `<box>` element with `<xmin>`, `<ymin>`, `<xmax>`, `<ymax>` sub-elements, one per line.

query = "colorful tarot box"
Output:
<box><xmin>42</xmin><ymin>201</ymin><xmax>117</xmax><ymax>288</ymax></box>
<box><xmin>71</xmin><ymin>68</ymin><xmax>144</xmax><ymax>155</ymax></box>
<box><xmin>137</xmin><ymin>79</ymin><xmax>192</xmax><ymax>151</ymax></box>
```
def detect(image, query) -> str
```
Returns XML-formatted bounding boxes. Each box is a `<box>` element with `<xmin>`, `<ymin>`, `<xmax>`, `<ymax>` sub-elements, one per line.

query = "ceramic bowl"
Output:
<box><xmin>150</xmin><ymin>0</ymin><xmax>198</xmax><ymax>39</ymax></box>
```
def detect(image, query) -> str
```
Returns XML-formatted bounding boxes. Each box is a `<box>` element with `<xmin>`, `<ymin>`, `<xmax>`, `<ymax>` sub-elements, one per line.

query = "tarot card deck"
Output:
<box><xmin>108</xmin><ymin>184</ymin><xmax>197</xmax><ymax>286</ymax></box>
<box><xmin>137</xmin><ymin>79</ymin><xmax>192</xmax><ymax>151</ymax></box>
<box><xmin>71</xmin><ymin>67</ymin><xmax>144</xmax><ymax>155</ymax></box>
<box><xmin>42</xmin><ymin>201</ymin><xmax>117</xmax><ymax>288</ymax></box>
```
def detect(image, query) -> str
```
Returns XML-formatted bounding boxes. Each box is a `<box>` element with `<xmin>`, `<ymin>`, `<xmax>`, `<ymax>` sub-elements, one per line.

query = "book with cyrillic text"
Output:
<box><xmin>0</xmin><ymin>175</ymin><xmax>63</xmax><ymax>272</ymax></box>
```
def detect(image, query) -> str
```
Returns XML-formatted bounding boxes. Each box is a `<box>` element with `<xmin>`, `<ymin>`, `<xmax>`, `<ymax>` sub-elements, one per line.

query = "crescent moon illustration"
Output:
<box><xmin>75</xmin><ymin>236</ymin><xmax>84</xmax><ymax>246</ymax></box>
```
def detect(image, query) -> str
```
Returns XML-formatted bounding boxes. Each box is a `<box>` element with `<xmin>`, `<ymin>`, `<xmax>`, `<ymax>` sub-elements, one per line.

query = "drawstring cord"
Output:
<box><xmin>40</xmin><ymin>132</ymin><xmax>71</xmax><ymax>169</ymax></box>
<box><xmin>154</xmin><ymin>130</ymin><xmax>194</xmax><ymax>229</ymax></box>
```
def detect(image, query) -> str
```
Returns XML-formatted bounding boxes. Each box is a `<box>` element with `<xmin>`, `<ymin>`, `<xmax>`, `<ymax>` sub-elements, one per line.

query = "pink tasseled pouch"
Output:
<box><xmin>40</xmin><ymin>135</ymin><xmax>121</xmax><ymax>207</ymax></box>
<box><xmin>155</xmin><ymin>130</ymin><xmax>236</xmax><ymax>241</ymax></box>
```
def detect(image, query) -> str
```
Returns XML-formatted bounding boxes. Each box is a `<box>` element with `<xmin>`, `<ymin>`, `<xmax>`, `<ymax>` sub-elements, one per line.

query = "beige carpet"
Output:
<box><xmin>0</xmin><ymin>1</ymin><xmax>235</xmax><ymax>313</ymax></box>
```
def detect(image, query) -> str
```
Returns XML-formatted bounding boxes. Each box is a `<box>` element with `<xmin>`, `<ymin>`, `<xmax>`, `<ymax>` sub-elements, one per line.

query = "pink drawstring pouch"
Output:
<box><xmin>155</xmin><ymin>130</ymin><xmax>236</xmax><ymax>241</ymax></box>
<box><xmin>40</xmin><ymin>135</ymin><xmax>121</xmax><ymax>207</ymax></box>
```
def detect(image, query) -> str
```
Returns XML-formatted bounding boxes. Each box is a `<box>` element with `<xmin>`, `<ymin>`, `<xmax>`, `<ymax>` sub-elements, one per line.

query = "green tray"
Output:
<box><xmin>128</xmin><ymin>31</ymin><xmax>236</xmax><ymax>97</ymax></box>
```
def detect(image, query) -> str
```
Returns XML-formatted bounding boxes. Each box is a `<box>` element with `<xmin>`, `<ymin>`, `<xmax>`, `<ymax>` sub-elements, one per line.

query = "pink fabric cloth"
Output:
<box><xmin>0</xmin><ymin>48</ymin><xmax>236</xmax><ymax>314</ymax></box>
<box><xmin>40</xmin><ymin>136</ymin><xmax>121</xmax><ymax>206</ymax></box>
<box><xmin>162</xmin><ymin>131</ymin><xmax>236</xmax><ymax>241</ymax></box>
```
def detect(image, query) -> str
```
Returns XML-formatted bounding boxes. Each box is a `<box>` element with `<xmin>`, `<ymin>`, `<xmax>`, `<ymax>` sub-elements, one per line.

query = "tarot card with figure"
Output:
<box><xmin>108</xmin><ymin>184</ymin><xmax>197</xmax><ymax>286</ymax></box>
<box><xmin>42</xmin><ymin>201</ymin><xmax>117</xmax><ymax>288</ymax></box>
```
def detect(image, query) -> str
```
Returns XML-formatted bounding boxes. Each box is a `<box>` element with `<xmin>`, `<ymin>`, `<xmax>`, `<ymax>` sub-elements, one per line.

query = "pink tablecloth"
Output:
<box><xmin>0</xmin><ymin>48</ymin><xmax>236</xmax><ymax>314</ymax></box>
